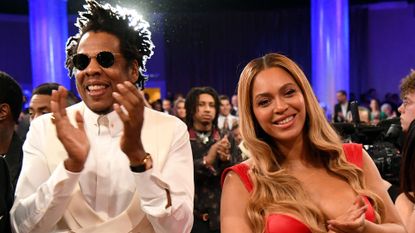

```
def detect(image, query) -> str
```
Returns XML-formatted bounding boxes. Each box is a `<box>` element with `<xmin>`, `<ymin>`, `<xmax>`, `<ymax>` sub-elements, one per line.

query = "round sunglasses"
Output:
<box><xmin>72</xmin><ymin>51</ymin><xmax>120</xmax><ymax>71</ymax></box>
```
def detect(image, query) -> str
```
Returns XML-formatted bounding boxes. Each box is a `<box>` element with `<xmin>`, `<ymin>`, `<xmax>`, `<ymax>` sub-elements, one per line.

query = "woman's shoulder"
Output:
<box><xmin>396</xmin><ymin>192</ymin><xmax>414</xmax><ymax>206</ymax></box>
<box><xmin>222</xmin><ymin>160</ymin><xmax>253</xmax><ymax>192</ymax></box>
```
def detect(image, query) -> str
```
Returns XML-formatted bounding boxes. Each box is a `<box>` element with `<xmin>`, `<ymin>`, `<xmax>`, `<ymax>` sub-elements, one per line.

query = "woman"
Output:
<box><xmin>173</xmin><ymin>98</ymin><xmax>186</xmax><ymax>122</ymax></box>
<box><xmin>369</xmin><ymin>98</ymin><xmax>386</xmax><ymax>125</ymax></box>
<box><xmin>221</xmin><ymin>53</ymin><xmax>405</xmax><ymax>233</ymax></box>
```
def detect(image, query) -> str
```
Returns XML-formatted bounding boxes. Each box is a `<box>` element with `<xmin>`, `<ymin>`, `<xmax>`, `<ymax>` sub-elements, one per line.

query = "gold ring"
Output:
<box><xmin>50</xmin><ymin>114</ymin><xmax>56</xmax><ymax>120</ymax></box>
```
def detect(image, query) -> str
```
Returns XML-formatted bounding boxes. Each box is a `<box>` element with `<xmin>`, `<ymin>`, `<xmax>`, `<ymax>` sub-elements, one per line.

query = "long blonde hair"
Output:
<box><xmin>237</xmin><ymin>53</ymin><xmax>384</xmax><ymax>233</ymax></box>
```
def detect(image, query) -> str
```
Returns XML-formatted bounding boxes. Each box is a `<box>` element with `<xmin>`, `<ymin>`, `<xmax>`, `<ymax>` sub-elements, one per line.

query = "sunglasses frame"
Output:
<box><xmin>72</xmin><ymin>51</ymin><xmax>121</xmax><ymax>71</ymax></box>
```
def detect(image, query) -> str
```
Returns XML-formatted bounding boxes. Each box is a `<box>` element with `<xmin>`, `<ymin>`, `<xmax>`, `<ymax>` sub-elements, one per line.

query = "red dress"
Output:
<box><xmin>221</xmin><ymin>143</ymin><xmax>376</xmax><ymax>233</ymax></box>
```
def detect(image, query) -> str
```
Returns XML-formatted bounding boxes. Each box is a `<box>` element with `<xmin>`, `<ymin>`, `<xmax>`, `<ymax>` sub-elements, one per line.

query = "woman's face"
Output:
<box><xmin>251</xmin><ymin>67</ymin><xmax>306</xmax><ymax>144</ymax></box>
<box><xmin>370</xmin><ymin>99</ymin><xmax>378</xmax><ymax>110</ymax></box>
<box><xmin>176</xmin><ymin>101</ymin><xmax>186</xmax><ymax>119</ymax></box>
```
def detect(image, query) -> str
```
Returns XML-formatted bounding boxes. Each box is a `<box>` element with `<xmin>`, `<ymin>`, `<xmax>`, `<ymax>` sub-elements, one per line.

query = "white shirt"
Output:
<box><xmin>217</xmin><ymin>114</ymin><xmax>238</xmax><ymax>130</ymax></box>
<box><xmin>10</xmin><ymin>103</ymin><xmax>194</xmax><ymax>233</ymax></box>
<box><xmin>341</xmin><ymin>102</ymin><xmax>349</xmax><ymax>119</ymax></box>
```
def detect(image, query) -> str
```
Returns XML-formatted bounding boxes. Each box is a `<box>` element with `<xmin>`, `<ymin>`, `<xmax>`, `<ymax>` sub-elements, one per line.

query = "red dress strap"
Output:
<box><xmin>342</xmin><ymin>143</ymin><xmax>376</xmax><ymax>223</ymax></box>
<box><xmin>221</xmin><ymin>163</ymin><xmax>253</xmax><ymax>192</ymax></box>
<box><xmin>342</xmin><ymin>143</ymin><xmax>363</xmax><ymax>168</ymax></box>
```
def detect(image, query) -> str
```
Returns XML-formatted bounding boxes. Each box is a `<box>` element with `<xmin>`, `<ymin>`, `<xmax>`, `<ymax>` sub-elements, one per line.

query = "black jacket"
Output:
<box><xmin>0</xmin><ymin>157</ymin><xmax>13</xmax><ymax>233</ymax></box>
<box><xmin>333</xmin><ymin>102</ymin><xmax>351</xmax><ymax>122</ymax></box>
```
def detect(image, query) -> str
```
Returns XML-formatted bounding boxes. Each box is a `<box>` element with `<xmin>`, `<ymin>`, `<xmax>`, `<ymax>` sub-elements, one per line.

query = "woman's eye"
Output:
<box><xmin>285</xmin><ymin>89</ymin><xmax>296</xmax><ymax>95</ymax></box>
<box><xmin>258</xmin><ymin>99</ymin><xmax>270</xmax><ymax>106</ymax></box>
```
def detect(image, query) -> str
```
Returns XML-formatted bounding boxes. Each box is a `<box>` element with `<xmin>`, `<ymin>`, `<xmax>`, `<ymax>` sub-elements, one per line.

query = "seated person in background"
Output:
<box><xmin>173</xmin><ymin>98</ymin><xmax>186</xmax><ymax>122</ymax></box>
<box><xmin>358</xmin><ymin>106</ymin><xmax>371</xmax><ymax>124</ymax></box>
<box><xmin>221</xmin><ymin>53</ymin><xmax>405</xmax><ymax>233</ymax></box>
<box><xmin>0</xmin><ymin>157</ymin><xmax>13</xmax><ymax>233</ymax></box>
<box><xmin>395</xmin><ymin>70</ymin><xmax>415</xmax><ymax>233</ymax></box>
<box><xmin>29</xmin><ymin>83</ymin><xmax>58</xmax><ymax>121</ymax></box>
<box><xmin>369</xmin><ymin>98</ymin><xmax>386</xmax><ymax>125</ymax></box>
<box><xmin>151</xmin><ymin>98</ymin><xmax>163</xmax><ymax>112</ymax></box>
<box><xmin>230</xmin><ymin>122</ymin><xmax>248</xmax><ymax>161</ymax></box>
<box><xmin>162</xmin><ymin>98</ymin><xmax>173</xmax><ymax>115</ymax></box>
<box><xmin>333</xmin><ymin>90</ymin><xmax>350</xmax><ymax>123</ymax></box>
<box><xmin>29</xmin><ymin>82</ymin><xmax>79</xmax><ymax>121</ymax></box>
<box><xmin>0</xmin><ymin>71</ymin><xmax>23</xmax><ymax>233</ymax></box>
<box><xmin>345</xmin><ymin>106</ymin><xmax>370</xmax><ymax>124</ymax></box>
<box><xmin>185</xmin><ymin>86</ymin><xmax>242</xmax><ymax>233</ymax></box>
<box><xmin>381</xmin><ymin>103</ymin><xmax>398</xmax><ymax>119</ymax></box>
<box><xmin>0</xmin><ymin>71</ymin><xmax>24</xmax><ymax>192</ymax></box>
<box><xmin>217</xmin><ymin>95</ymin><xmax>238</xmax><ymax>136</ymax></box>
<box><xmin>10</xmin><ymin>1</ymin><xmax>194</xmax><ymax>232</ymax></box>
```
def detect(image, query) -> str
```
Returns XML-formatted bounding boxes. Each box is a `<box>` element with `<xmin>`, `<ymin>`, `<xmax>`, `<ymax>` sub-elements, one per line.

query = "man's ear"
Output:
<box><xmin>129</xmin><ymin>60</ymin><xmax>139</xmax><ymax>84</ymax></box>
<box><xmin>0</xmin><ymin>103</ymin><xmax>10</xmax><ymax>121</ymax></box>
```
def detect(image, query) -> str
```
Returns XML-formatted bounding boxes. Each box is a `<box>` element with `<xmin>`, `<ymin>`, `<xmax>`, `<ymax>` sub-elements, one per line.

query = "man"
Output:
<box><xmin>0</xmin><ymin>71</ymin><xmax>23</xmax><ymax>190</ymax></box>
<box><xmin>11</xmin><ymin>1</ymin><xmax>194</xmax><ymax>233</ymax></box>
<box><xmin>28</xmin><ymin>82</ymin><xmax>79</xmax><ymax>121</ymax></box>
<box><xmin>28</xmin><ymin>83</ymin><xmax>59</xmax><ymax>121</ymax></box>
<box><xmin>0</xmin><ymin>71</ymin><xmax>23</xmax><ymax>233</ymax></box>
<box><xmin>333</xmin><ymin>90</ymin><xmax>350</xmax><ymax>122</ymax></box>
<box><xmin>397</xmin><ymin>70</ymin><xmax>415</xmax><ymax>133</ymax></box>
<box><xmin>185</xmin><ymin>87</ymin><xmax>241</xmax><ymax>233</ymax></box>
<box><xmin>162</xmin><ymin>98</ymin><xmax>173</xmax><ymax>115</ymax></box>
<box><xmin>217</xmin><ymin>95</ymin><xmax>238</xmax><ymax>135</ymax></box>
<box><xmin>0</xmin><ymin>157</ymin><xmax>13</xmax><ymax>233</ymax></box>
<box><xmin>395</xmin><ymin>70</ymin><xmax>415</xmax><ymax>231</ymax></box>
<box><xmin>230</xmin><ymin>94</ymin><xmax>238</xmax><ymax>116</ymax></box>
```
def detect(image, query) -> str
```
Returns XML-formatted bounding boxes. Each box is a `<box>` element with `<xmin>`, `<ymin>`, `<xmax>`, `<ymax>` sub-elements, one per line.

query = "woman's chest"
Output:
<box><xmin>294</xmin><ymin>170</ymin><xmax>358</xmax><ymax>219</ymax></box>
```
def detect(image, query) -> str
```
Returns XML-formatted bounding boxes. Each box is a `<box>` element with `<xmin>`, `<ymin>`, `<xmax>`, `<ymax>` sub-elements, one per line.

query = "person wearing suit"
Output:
<box><xmin>333</xmin><ymin>90</ymin><xmax>351</xmax><ymax>123</ymax></box>
<box><xmin>0</xmin><ymin>157</ymin><xmax>13</xmax><ymax>233</ymax></box>
<box><xmin>0</xmin><ymin>71</ymin><xmax>23</xmax><ymax>193</ymax></box>
<box><xmin>0</xmin><ymin>71</ymin><xmax>21</xmax><ymax>233</ymax></box>
<box><xmin>10</xmin><ymin>1</ymin><xmax>194</xmax><ymax>232</ymax></box>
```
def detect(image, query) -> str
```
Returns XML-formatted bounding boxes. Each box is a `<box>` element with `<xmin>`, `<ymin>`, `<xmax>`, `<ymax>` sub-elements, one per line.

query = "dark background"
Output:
<box><xmin>0</xmin><ymin>0</ymin><xmax>414</xmax><ymax>104</ymax></box>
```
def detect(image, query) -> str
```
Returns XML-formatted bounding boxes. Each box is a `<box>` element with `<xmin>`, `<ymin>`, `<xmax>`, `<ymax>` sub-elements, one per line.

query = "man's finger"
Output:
<box><xmin>123</xmin><ymin>81</ymin><xmax>140</xmax><ymax>98</ymax></box>
<box><xmin>113</xmin><ymin>103</ymin><xmax>129</xmax><ymax>123</ymax></box>
<box><xmin>113</xmin><ymin>92</ymin><xmax>134</xmax><ymax>113</ymax></box>
<box><xmin>75</xmin><ymin>111</ymin><xmax>85</xmax><ymax>130</ymax></box>
<box><xmin>50</xmin><ymin>90</ymin><xmax>62</xmax><ymax>121</ymax></box>
<box><xmin>58</xmin><ymin>86</ymin><xmax>68</xmax><ymax>117</ymax></box>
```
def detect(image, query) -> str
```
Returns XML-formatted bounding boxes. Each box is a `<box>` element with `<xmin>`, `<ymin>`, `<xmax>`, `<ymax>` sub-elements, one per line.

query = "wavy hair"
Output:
<box><xmin>237</xmin><ymin>53</ymin><xmax>384</xmax><ymax>233</ymax></box>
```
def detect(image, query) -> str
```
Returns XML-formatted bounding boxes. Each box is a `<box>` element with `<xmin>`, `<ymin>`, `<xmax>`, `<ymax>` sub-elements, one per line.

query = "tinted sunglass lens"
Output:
<box><xmin>73</xmin><ymin>54</ymin><xmax>90</xmax><ymax>70</ymax></box>
<box><xmin>97</xmin><ymin>52</ymin><xmax>115</xmax><ymax>68</ymax></box>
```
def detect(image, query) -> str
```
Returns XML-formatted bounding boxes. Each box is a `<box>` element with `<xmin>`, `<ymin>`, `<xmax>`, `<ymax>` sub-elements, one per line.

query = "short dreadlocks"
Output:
<box><xmin>65</xmin><ymin>0</ymin><xmax>154</xmax><ymax>88</ymax></box>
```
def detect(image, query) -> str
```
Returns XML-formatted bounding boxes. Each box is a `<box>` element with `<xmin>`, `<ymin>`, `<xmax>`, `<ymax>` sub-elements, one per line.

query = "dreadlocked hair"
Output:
<box><xmin>65</xmin><ymin>0</ymin><xmax>154</xmax><ymax>87</ymax></box>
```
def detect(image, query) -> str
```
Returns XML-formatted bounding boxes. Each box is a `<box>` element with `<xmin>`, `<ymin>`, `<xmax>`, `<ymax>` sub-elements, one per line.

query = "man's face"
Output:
<box><xmin>29</xmin><ymin>94</ymin><xmax>52</xmax><ymax>121</ymax></box>
<box><xmin>398</xmin><ymin>92</ymin><xmax>415</xmax><ymax>132</ymax></box>
<box><xmin>232</xmin><ymin>127</ymin><xmax>242</xmax><ymax>145</ymax></box>
<box><xmin>231</xmin><ymin>95</ymin><xmax>238</xmax><ymax>108</ymax></box>
<box><xmin>162</xmin><ymin>99</ymin><xmax>171</xmax><ymax>111</ymax></box>
<box><xmin>220</xmin><ymin>99</ymin><xmax>231</xmax><ymax>116</ymax></box>
<box><xmin>336</xmin><ymin>92</ymin><xmax>346</xmax><ymax>103</ymax></box>
<box><xmin>73</xmin><ymin>31</ymin><xmax>138</xmax><ymax>114</ymax></box>
<box><xmin>193</xmin><ymin>93</ymin><xmax>216</xmax><ymax>126</ymax></box>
